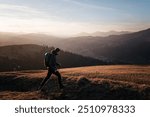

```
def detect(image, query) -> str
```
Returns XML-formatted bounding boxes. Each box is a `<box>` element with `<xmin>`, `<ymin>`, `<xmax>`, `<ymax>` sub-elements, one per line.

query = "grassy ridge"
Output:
<box><xmin>0</xmin><ymin>65</ymin><xmax>150</xmax><ymax>99</ymax></box>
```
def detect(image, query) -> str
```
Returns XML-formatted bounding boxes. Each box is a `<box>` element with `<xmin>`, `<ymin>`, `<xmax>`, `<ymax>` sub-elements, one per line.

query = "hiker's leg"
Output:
<box><xmin>39</xmin><ymin>69</ymin><xmax>52</xmax><ymax>89</ymax></box>
<box><xmin>53</xmin><ymin>71</ymin><xmax>63</xmax><ymax>88</ymax></box>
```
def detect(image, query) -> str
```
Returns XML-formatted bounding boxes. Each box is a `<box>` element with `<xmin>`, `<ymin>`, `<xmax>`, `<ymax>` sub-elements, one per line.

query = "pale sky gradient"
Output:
<box><xmin>0</xmin><ymin>0</ymin><xmax>150</xmax><ymax>36</ymax></box>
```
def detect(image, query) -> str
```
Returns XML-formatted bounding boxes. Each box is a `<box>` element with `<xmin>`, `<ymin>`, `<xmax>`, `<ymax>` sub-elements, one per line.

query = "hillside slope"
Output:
<box><xmin>0</xmin><ymin>65</ymin><xmax>149</xmax><ymax>100</ymax></box>
<box><xmin>0</xmin><ymin>44</ymin><xmax>105</xmax><ymax>71</ymax></box>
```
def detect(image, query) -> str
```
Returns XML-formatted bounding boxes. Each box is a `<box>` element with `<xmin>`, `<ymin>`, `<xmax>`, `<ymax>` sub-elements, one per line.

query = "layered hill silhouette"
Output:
<box><xmin>56</xmin><ymin>28</ymin><xmax>150</xmax><ymax>64</ymax></box>
<box><xmin>0</xmin><ymin>32</ymin><xmax>60</xmax><ymax>46</ymax></box>
<box><xmin>0</xmin><ymin>28</ymin><xmax>150</xmax><ymax>64</ymax></box>
<box><xmin>0</xmin><ymin>44</ymin><xmax>105</xmax><ymax>72</ymax></box>
<box><xmin>76</xmin><ymin>31</ymin><xmax>130</xmax><ymax>37</ymax></box>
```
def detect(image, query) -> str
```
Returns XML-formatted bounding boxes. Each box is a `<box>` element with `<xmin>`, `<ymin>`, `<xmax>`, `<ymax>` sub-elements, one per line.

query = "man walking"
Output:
<box><xmin>39</xmin><ymin>48</ymin><xmax>64</xmax><ymax>90</ymax></box>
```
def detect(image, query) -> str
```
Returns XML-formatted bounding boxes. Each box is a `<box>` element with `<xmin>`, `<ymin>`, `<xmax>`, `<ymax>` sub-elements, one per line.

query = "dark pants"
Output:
<box><xmin>39</xmin><ymin>68</ymin><xmax>62</xmax><ymax>89</ymax></box>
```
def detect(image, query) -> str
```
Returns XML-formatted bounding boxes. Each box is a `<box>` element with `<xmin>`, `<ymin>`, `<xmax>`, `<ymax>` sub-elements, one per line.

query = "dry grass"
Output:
<box><xmin>0</xmin><ymin>65</ymin><xmax>150</xmax><ymax>100</ymax></box>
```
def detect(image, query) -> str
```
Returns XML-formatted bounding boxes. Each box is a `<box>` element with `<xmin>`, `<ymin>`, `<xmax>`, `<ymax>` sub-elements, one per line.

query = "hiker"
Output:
<box><xmin>39</xmin><ymin>48</ymin><xmax>64</xmax><ymax>90</ymax></box>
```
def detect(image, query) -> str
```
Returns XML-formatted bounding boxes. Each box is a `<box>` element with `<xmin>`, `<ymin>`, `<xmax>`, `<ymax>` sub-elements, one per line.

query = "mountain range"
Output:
<box><xmin>0</xmin><ymin>28</ymin><xmax>150</xmax><ymax>64</ymax></box>
<box><xmin>56</xmin><ymin>28</ymin><xmax>150</xmax><ymax>64</ymax></box>
<box><xmin>76</xmin><ymin>31</ymin><xmax>130</xmax><ymax>37</ymax></box>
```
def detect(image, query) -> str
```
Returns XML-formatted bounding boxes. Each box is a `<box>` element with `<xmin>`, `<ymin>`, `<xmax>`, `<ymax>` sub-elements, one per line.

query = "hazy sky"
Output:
<box><xmin>0</xmin><ymin>0</ymin><xmax>150</xmax><ymax>36</ymax></box>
